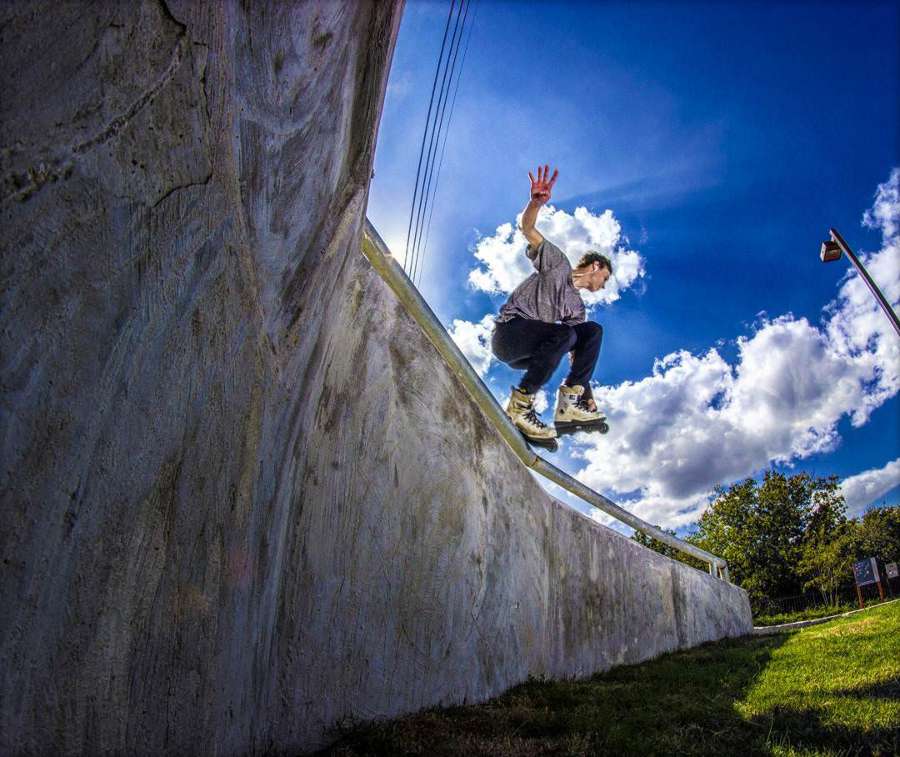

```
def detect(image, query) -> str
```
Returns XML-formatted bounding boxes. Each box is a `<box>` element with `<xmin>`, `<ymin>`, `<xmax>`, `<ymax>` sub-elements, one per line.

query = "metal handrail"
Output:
<box><xmin>362</xmin><ymin>220</ymin><xmax>730</xmax><ymax>582</ymax></box>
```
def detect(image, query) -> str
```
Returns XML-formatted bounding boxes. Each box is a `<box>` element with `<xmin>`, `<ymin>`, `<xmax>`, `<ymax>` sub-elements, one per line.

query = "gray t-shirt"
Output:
<box><xmin>495</xmin><ymin>238</ymin><xmax>585</xmax><ymax>325</ymax></box>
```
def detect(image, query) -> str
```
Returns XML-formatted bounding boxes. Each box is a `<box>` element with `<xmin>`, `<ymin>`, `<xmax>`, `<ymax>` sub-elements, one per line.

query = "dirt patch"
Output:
<box><xmin>811</xmin><ymin>617</ymin><xmax>878</xmax><ymax>638</ymax></box>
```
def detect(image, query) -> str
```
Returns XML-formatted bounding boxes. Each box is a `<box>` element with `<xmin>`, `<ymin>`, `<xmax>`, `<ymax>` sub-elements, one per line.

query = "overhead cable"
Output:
<box><xmin>418</xmin><ymin>0</ymin><xmax>479</xmax><ymax>286</ymax></box>
<box><xmin>409</xmin><ymin>0</ymin><xmax>469</xmax><ymax>285</ymax></box>
<box><xmin>404</xmin><ymin>0</ymin><xmax>457</xmax><ymax>277</ymax></box>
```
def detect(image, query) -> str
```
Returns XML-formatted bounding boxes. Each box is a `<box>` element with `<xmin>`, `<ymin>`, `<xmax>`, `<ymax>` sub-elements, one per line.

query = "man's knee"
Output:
<box><xmin>539</xmin><ymin>326</ymin><xmax>577</xmax><ymax>360</ymax></box>
<box><xmin>558</xmin><ymin>326</ymin><xmax>578</xmax><ymax>351</ymax></box>
<box><xmin>579</xmin><ymin>321</ymin><xmax>603</xmax><ymax>344</ymax></box>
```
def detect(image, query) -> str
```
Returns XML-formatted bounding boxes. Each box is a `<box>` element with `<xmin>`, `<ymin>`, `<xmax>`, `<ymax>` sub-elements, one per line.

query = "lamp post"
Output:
<box><xmin>820</xmin><ymin>227</ymin><xmax>900</xmax><ymax>338</ymax></box>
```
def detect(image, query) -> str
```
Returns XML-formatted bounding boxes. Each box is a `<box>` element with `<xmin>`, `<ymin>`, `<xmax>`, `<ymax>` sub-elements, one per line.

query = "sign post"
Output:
<box><xmin>885</xmin><ymin>562</ymin><xmax>898</xmax><ymax>598</ymax></box>
<box><xmin>852</xmin><ymin>557</ymin><xmax>882</xmax><ymax>608</ymax></box>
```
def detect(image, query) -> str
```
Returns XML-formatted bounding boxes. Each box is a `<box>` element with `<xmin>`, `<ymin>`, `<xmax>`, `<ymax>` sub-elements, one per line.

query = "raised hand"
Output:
<box><xmin>528</xmin><ymin>164</ymin><xmax>558</xmax><ymax>205</ymax></box>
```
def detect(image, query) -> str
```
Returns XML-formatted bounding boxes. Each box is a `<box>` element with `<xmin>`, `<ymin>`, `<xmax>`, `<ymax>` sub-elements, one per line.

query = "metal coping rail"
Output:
<box><xmin>362</xmin><ymin>220</ymin><xmax>730</xmax><ymax>583</ymax></box>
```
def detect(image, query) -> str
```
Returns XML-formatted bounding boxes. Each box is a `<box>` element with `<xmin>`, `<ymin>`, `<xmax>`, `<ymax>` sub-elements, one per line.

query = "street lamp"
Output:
<box><xmin>820</xmin><ymin>227</ymin><xmax>900</xmax><ymax>338</ymax></box>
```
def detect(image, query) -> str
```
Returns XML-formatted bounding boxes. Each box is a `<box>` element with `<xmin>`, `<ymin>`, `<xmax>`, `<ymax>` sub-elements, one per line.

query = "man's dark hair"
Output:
<box><xmin>576</xmin><ymin>251</ymin><xmax>613</xmax><ymax>275</ymax></box>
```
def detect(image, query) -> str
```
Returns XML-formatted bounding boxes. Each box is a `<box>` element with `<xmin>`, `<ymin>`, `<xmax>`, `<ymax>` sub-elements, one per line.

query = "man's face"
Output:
<box><xmin>585</xmin><ymin>263</ymin><xmax>610</xmax><ymax>292</ymax></box>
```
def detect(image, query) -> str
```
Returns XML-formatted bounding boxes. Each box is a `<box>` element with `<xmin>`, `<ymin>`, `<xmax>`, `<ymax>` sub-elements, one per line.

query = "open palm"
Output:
<box><xmin>529</xmin><ymin>164</ymin><xmax>558</xmax><ymax>205</ymax></box>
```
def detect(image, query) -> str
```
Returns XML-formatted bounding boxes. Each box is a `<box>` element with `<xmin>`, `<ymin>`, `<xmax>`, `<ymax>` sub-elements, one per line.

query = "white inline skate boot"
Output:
<box><xmin>554</xmin><ymin>384</ymin><xmax>609</xmax><ymax>435</ymax></box>
<box><xmin>506</xmin><ymin>386</ymin><xmax>558</xmax><ymax>449</ymax></box>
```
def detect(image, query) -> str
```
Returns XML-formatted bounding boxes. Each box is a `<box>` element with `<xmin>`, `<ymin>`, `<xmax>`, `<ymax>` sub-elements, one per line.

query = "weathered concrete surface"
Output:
<box><xmin>2</xmin><ymin>1</ymin><xmax>405</xmax><ymax>754</ymax></box>
<box><xmin>1</xmin><ymin>1</ymin><xmax>750</xmax><ymax>754</ymax></box>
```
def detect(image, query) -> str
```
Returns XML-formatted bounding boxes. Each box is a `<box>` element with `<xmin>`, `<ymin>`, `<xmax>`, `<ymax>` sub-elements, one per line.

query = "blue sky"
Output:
<box><xmin>368</xmin><ymin>0</ymin><xmax>900</xmax><ymax>530</ymax></box>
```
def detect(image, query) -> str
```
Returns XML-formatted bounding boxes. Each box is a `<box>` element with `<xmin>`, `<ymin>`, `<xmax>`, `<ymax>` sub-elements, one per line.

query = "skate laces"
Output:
<box><xmin>575</xmin><ymin>397</ymin><xmax>594</xmax><ymax>412</ymax></box>
<box><xmin>523</xmin><ymin>405</ymin><xmax>547</xmax><ymax>428</ymax></box>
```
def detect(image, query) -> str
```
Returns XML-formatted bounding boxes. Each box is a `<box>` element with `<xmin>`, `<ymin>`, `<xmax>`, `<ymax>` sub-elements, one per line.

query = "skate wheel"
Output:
<box><xmin>598</xmin><ymin>422</ymin><xmax>609</xmax><ymax>434</ymax></box>
<box><xmin>520</xmin><ymin>431</ymin><xmax>558</xmax><ymax>452</ymax></box>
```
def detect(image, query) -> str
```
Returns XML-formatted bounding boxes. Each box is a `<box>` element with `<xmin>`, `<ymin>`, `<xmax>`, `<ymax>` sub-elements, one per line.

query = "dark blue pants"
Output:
<box><xmin>491</xmin><ymin>317</ymin><xmax>603</xmax><ymax>401</ymax></box>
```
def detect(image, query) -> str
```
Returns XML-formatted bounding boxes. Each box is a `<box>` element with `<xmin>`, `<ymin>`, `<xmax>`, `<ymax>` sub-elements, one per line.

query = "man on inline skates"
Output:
<box><xmin>491</xmin><ymin>165</ymin><xmax>611</xmax><ymax>448</ymax></box>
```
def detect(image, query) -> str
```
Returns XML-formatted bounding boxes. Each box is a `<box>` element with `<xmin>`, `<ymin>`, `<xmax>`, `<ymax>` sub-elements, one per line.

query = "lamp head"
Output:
<box><xmin>820</xmin><ymin>240</ymin><xmax>842</xmax><ymax>263</ymax></box>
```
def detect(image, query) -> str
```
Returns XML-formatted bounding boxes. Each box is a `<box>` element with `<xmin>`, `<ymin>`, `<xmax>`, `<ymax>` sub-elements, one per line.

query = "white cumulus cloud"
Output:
<box><xmin>448</xmin><ymin>171</ymin><xmax>899</xmax><ymax>531</ymax></box>
<box><xmin>448</xmin><ymin>313</ymin><xmax>496</xmax><ymax>377</ymax></box>
<box><xmin>467</xmin><ymin>205</ymin><xmax>645</xmax><ymax>306</ymax></box>
<box><xmin>571</xmin><ymin>169</ymin><xmax>900</xmax><ymax>528</ymax></box>
<box><xmin>841</xmin><ymin>458</ymin><xmax>900</xmax><ymax>518</ymax></box>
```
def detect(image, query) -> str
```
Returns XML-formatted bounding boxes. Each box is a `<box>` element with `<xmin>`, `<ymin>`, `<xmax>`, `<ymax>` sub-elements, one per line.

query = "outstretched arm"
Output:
<box><xmin>521</xmin><ymin>164</ymin><xmax>558</xmax><ymax>247</ymax></box>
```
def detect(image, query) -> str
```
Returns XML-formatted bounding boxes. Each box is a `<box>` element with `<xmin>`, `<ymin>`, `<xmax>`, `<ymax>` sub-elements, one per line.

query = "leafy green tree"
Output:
<box><xmin>686</xmin><ymin>478</ymin><xmax>758</xmax><ymax>593</ymax></box>
<box><xmin>752</xmin><ymin>471</ymin><xmax>814</xmax><ymax>597</ymax></box>
<box><xmin>852</xmin><ymin>505</ymin><xmax>900</xmax><ymax>563</ymax></box>
<box><xmin>630</xmin><ymin>526</ymin><xmax>707</xmax><ymax>572</ymax></box>
<box><xmin>689</xmin><ymin>472</ymin><xmax>814</xmax><ymax>608</ymax></box>
<box><xmin>804</xmin><ymin>476</ymin><xmax>846</xmax><ymax>539</ymax></box>
<box><xmin>630</xmin><ymin>476</ymin><xmax>898</xmax><ymax>614</ymax></box>
<box><xmin>797</xmin><ymin>475</ymin><xmax>854</xmax><ymax>605</ymax></box>
<box><xmin>798</xmin><ymin>524</ymin><xmax>856</xmax><ymax>606</ymax></box>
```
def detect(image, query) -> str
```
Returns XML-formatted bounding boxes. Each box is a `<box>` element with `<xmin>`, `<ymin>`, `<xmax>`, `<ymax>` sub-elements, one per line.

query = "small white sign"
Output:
<box><xmin>887</xmin><ymin>562</ymin><xmax>899</xmax><ymax>579</ymax></box>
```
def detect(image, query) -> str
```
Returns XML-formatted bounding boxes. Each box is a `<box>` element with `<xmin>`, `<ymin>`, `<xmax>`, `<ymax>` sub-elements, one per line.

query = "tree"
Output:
<box><xmin>752</xmin><ymin>471</ymin><xmax>813</xmax><ymax>597</ymax></box>
<box><xmin>852</xmin><ymin>505</ymin><xmax>900</xmax><ymax>563</ymax></box>
<box><xmin>632</xmin><ymin>476</ymin><xmax>897</xmax><ymax>615</ymax></box>
<box><xmin>798</xmin><ymin>476</ymin><xmax>854</xmax><ymax>605</ymax></box>
<box><xmin>630</xmin><ymin>526</ymin><xmax>707</xmax><ymax>572</ymax></box>
<box><xmin>688</xmin><ymin>471</ymin><xmax>837</xmax><ymax>611</ymax></box>
<box><xmin>798</xmin><ymin>524</ymin><xmax>856</xmax><ymax>606</ymax></box>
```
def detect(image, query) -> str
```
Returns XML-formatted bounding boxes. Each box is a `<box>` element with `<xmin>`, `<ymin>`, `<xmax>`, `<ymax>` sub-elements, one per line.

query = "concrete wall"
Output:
<box><xmin>1</xmin><ymin>1</ymin><xmax>750</xmax><ymax>754</ymax></box>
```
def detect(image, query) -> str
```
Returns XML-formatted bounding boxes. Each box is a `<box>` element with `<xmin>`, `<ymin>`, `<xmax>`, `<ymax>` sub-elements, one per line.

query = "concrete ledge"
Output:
<box><xmin>0</xmin><ymin>2</ymin><xmax>754</xmax><ymax>753</ymax></box>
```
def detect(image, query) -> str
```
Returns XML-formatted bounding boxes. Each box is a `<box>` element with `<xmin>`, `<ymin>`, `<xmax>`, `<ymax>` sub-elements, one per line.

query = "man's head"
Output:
<box><xmin>572</xmin><ymin>252</ymin><xmax>612</xmax><ymax>292</ymax></box>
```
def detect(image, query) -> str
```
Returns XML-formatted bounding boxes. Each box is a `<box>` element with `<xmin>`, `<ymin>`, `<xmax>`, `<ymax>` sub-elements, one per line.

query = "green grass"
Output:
<box><xmin>319</xmin><ymin>602</ymin><xmax>899</xmax><ymax>756</ymax></box>
<box><xmin>754</xmin><ymin>596</ymin><xmax>893</xmax><ymax>627</ymax></box>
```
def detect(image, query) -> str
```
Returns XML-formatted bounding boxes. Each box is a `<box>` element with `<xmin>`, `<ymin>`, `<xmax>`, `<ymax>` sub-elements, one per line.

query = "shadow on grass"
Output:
<box><xmin>311</xmin><ymin>630</ymin><xmax>899</xmax><ymax>756</ymax></box>
<box><xmin>751</xmin><ymin>702</ymin><xmax>899</xmax><ymax>756</ymax></box>
<box><xmin>832</xmin><ymin>677</ymin><xmax>900</xmax><ymax>701</ymax></box>
<box><xmin>313</xmin><ymin>635</ymin><xmax>769</xmax><ymax>756</ymax></box>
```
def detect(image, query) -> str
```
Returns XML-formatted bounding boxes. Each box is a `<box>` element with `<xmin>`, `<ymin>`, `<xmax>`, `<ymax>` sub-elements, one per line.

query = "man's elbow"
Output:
<box><xmin>521</xmin><ymin>227</ymin><xmax>544</xmax><ymax>247</ymax></box>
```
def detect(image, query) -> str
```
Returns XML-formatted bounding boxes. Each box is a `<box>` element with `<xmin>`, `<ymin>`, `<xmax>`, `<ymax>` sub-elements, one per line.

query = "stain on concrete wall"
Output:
<box><xmin>1</xmin><ymin>2</ymin><xmax>749</xmax><ymax>754</ymax></box>
<box><xmin>1</xmin><ymin>1</ymin><xmax>403</xmax><ymax>753</ymax></box>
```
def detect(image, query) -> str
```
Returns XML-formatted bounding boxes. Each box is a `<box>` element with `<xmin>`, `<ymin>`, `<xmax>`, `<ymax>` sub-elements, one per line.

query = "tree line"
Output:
<box><xmin>631</xmin><ymin>471</ymin><xmax>900</xmax><ymax>613</ymax></box>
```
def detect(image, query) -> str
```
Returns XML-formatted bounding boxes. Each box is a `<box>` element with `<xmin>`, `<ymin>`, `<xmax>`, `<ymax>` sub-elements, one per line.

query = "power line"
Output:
<box><xmin>418</xmin><ymin>0</ymin><xmax>479</xmax><ymax>287</ymax></box>
<box><xmin>404</xmin><ymin>0</ymin><xmax>456</xmax><ymax>276</ymax></box>
<box><xmin>411</xmin><ymin>0</ymin><xmax>474</xmax><ymax>286</ymax></box>
<box><xmin>409</xmin><ymin>0</ymin><xmax>469</xmax><ymax>285</ymax></box>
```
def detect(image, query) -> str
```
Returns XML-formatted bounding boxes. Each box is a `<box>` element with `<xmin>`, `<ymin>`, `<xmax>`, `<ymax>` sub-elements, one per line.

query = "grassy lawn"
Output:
<box><xmin>754</xmin><ymin>596</ymin><xmax>894</xmax><ymax>627</ymax></box>
<box><xmin>320</xmin><ymin>601</ymin><xmax>899</xmax><ymax>756</ymax></box>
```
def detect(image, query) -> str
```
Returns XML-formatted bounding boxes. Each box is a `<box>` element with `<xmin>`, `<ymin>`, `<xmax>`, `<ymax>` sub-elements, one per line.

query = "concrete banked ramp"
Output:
<box><xmin>0</xmin><ymin>1</ymin><xmax>751</xmax><ymax>754</ymax></box>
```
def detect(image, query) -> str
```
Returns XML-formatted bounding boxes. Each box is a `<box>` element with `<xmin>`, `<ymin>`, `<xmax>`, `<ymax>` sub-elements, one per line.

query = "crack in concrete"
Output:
<box><xmin>150</xmin><ymin>170</ymin><xmax>213</xmax><ymax>209</ymax></box>
<box><xmin>3</xmin><ymin>9</ymin><xmax>190</xmax><ymax>207</ymax></box>
<box><xmin>156</xmin><ymin>0</ymin><xmax>187</xmax><ymax>35</ymax></box>
<box><xmin>72</xmin><ymin>33</ymin><xmax>188</xmax><ymax>156</ymax></box>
